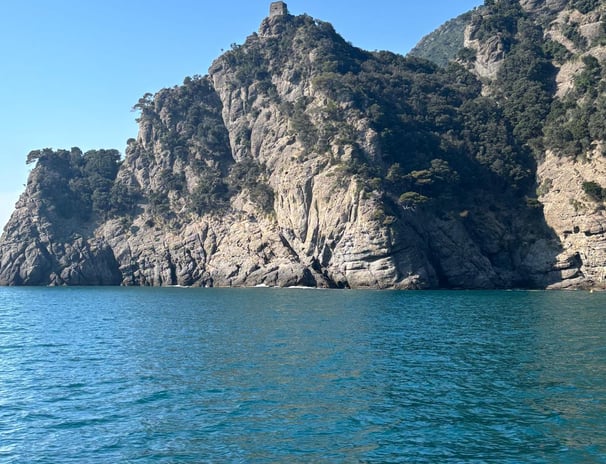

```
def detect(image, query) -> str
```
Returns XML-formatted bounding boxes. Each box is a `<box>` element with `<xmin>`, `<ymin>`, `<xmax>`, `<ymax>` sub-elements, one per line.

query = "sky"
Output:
<box><xmin>0</xmin><ymin>0</ymin><xmax>483</xmax><ymax>230</ymax></box>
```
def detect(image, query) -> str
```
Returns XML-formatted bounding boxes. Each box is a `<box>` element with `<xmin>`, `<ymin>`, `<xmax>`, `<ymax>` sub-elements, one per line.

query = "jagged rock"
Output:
<box><xmin>464</xmin><ymin>31</ymin><xmax>507</xmax><ymax>80</ymax></box>
<box><xmin>0</xmin><ymin>196</ymin><xmax>121</xmax><ymax>286</ymax></box>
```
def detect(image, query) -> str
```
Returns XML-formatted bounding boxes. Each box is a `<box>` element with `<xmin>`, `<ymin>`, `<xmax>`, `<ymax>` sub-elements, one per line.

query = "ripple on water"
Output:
<box><xmin>0</xmin><ymin>288</ymin><xmax>605</xmax><ymax>463</ymax></box>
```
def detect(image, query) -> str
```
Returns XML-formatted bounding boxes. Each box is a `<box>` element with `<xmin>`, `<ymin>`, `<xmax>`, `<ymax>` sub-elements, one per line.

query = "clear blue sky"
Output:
<box><xmin>0</xmin><ymin>0</ymin><xmax>483</xmax><ymax>229</ymax></box>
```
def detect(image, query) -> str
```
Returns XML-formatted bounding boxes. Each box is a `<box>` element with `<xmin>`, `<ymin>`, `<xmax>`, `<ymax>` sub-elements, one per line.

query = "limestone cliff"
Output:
<box><xmin>1</xmin><ymin>2</ymin><xmax>603</xmax><ymax>289</ymax></box>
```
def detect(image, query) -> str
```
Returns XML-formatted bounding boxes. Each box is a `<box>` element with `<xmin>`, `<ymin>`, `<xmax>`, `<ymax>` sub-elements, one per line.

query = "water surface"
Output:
<box><xmin>0</xmin><ymin>288</ymin><xmax>605</xmax><ymax>463</ymax></box>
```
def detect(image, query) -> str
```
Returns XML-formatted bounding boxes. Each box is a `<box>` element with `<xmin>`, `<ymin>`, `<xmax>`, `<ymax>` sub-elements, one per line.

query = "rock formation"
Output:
<box><xmin>459</xmin><ymin>0</ymin><xmax>606</xmax><ymax>288</ymax></box>
<box><xmin>1</xmin><ymin>1</ymin><xmax>605</xmax><ymax>289</ymax></box>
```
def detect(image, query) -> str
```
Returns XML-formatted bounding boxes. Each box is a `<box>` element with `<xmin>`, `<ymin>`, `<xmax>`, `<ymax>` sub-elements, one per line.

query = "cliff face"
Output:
<box><xmin>535</xmin><ymin>1</ymin><xmax>606</xmax><ymax>288</ymax></box>
<box><xmin>459</xmin><ymin>0</ymin><xmax>606</xmax><ymax>288</ymax></box>
<box><xmin>1</xmin><ymin>3</ymin><xmax>603</xmax><ymax>289</ymax></box>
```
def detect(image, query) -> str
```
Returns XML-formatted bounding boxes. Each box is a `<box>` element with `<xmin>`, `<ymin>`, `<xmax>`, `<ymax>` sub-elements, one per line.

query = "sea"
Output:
<box><xmin>0</xmin><ymin>287</ymin><xmax>605</xmax><ymax>463</ymax></box>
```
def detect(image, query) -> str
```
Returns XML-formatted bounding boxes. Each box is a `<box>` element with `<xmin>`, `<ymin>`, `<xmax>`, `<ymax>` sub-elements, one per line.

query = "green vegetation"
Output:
<box><xmin>542</xmin><ymin>39</ymin><xmax>572</xmax><ymax>64</ymax></box>
<box><xmin>571</xmin><ymin>0</ymin><xmax>601</xmax><ymax>14</ymax></box>
<box><xmin>562</xmin><ymin>21</ymin><xmax>587</xmax><ymax>50</ymax></box>
<box><xmin>25</xmin><ymin>1</ymin><xmax>606</xmax><ymax>229</ymax></box>
<box><xmin>185</xmin><ymin>158</ymin><xmax>275</xmax><ymax>215</ymax></box>
<box><xmin>496</xmin><ymin>17</ymin><xmax>555</xmax><ymax>147</ymax></box>
<box><xmin>201</xmin><ymin>9</ymin><xmax>555</xmax><ymax>212</ymax></box>
<box><xmin>27</xmin><ymin>147</ymin><xmax>134</xmax><ymax>220</ymax></box>
<box><xmin>188</xmin><ymin>166</ymin><xmax>229</xmax><ymax>215</ymax></box>
<box><xmin>132</xmin><ymin>76</ymin><xmax>232</xmax><ymax>165</ymax></box>
<box><xmin>306</xmin><ymin>36</ymin><xmax>535</xmax><ymax>205</ymax></box>
<box><xmin>544</xmin><ymin>55</ymin><xmax>606</xmax><ymax>157</ymax></box>
<box><xmin>227</xmin><ymin>159</ymin><xmax>275</xmax><ymax>213</ymax></box>
<box><xmin>467</xmin><ymin>0</ymin><xmax>606</xmax><ymax>161</ymax></box>
<box><xmin>470</xmin><ymin>0</ymin><xmax>521</xmax><ymax>51</ymax></box>
<box><xmin>582</xmin><ymin>180</ymin><xmax>606</xmax><ymax>201</ymax></box>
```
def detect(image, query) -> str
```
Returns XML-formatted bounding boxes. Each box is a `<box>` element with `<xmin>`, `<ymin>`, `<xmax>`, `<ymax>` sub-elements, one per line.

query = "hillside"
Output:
<box><xmin>408</xmin><ymin>11</ymin><xmax>475</xmax><ymax>66</ymax></box>
<box><xmin>0</xmin><ymin>1</ymin><xmax>604</xmax><ymax>289</ymax></box>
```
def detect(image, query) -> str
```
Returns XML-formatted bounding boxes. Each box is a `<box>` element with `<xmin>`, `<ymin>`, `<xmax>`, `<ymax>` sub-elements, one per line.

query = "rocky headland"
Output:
<box><xmin>1</xmin><ymin>0</ymin><xmax>605</xmax><ymax>289</ymax></box>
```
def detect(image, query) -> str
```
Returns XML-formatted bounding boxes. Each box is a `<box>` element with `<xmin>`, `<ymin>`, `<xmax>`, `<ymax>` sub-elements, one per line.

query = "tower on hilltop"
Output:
<box><xmin>269</xmin><ymin>1</ymin><xmax>288</xmax><ymax>17</ymax></box>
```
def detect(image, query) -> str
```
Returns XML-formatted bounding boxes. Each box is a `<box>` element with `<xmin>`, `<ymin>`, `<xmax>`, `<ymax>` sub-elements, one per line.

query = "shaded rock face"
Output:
<box><xmin>0</xmin><ymin>196</ymin><xmax>122</xmax><ymax>286</ymax></box>
<box><xmin>0</xmin><ymin>5</ymin><xmax>593</xmax><ymax>289</ymax></box>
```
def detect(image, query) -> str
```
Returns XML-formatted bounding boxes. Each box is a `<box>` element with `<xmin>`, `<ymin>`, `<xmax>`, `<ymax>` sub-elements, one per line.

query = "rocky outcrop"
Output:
<box><xmin>537</xmin><ymin>149</ymin><xmax>606</xmax><ymax>289</ymax></box>
<box><xmin>464</xmin><ymin>29</ymin><xmax>507</xmax><ymax>81</ymax></box>
<box><xmin>0</xmin><ymin>194</ymin><xmax>121</xmax><ymax>286</ymax></box>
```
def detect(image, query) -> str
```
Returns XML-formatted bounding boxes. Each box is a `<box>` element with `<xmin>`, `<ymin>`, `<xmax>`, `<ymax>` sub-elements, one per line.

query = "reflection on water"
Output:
<box><xmin>0</xmin><ymin>288</ymin><xmax>605</xmax><ymax>463</ymax></box>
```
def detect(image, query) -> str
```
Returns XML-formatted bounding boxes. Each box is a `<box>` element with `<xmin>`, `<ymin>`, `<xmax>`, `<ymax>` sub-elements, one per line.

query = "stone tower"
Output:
<box><xmin>269</xmin><ymin>1</ymin><xmax>288</xmax><ymax>17</ymax></box>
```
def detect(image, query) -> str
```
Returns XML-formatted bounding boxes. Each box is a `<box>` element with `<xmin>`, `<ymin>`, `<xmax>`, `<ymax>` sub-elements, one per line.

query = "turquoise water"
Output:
<box><xmin>0</xmin><ymin>288</ymin><xmax>605</xmax><ymax>463</ymax></box>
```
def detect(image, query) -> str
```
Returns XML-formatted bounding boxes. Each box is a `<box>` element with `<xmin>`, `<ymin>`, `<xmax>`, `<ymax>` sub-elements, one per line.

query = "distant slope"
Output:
<box><xmin>408</xmin><ymin>11</ymin><xmax>475</xmax><ymax>66</ymax></box>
